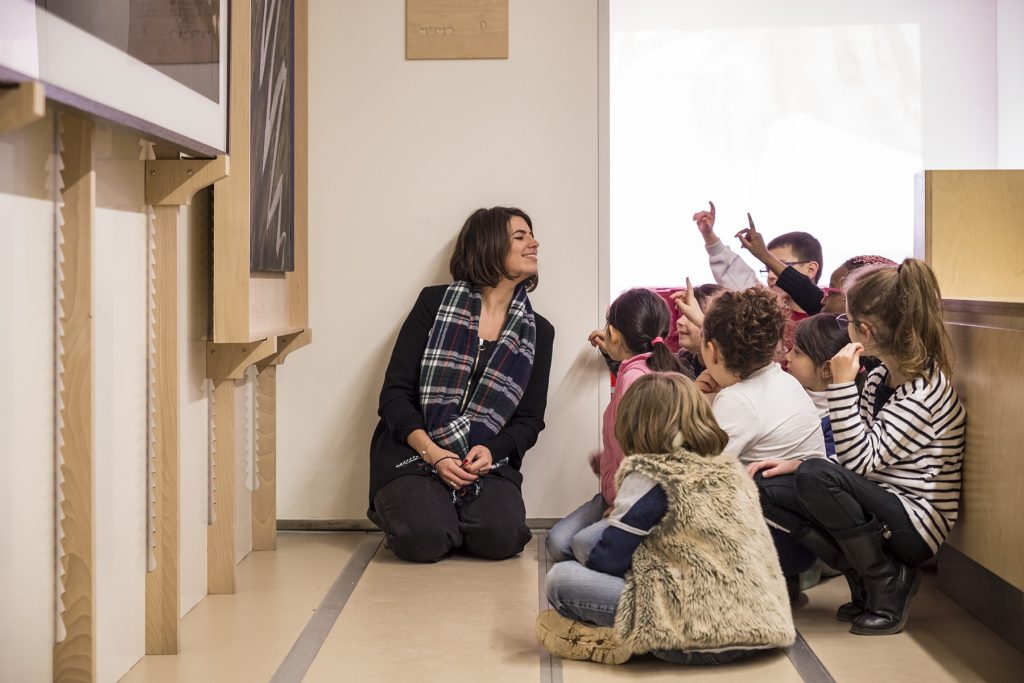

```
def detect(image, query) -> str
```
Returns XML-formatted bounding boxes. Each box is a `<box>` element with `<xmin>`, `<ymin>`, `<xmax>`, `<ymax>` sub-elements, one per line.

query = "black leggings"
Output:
<box><xmin>370</xmin><ymin>474</ymin><xmax>531</xmax><ymax>563</ymax></box>
<box><xmin>756</xmin><ymin>459</ymin><xmax>933</xmax><ymax>567</ymax></box>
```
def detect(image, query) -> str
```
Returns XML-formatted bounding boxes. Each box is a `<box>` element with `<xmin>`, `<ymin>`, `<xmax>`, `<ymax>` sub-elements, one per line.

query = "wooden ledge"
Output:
<box><xmin>146</xmin><ymin>156</ymin><xmax>229</xmax><ymax>206</ymax></box>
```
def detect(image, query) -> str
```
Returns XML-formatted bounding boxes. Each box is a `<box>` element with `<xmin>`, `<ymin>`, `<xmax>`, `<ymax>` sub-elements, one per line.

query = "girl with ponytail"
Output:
<box><xmin>547</xmin><ymin>289</ymin><xmax>683</xmax><ymax>563</ymax></box>
<box><xmin>755</xmin><ymin>258</ymin><xmax>966</xmax><ymax>637</ymax></box>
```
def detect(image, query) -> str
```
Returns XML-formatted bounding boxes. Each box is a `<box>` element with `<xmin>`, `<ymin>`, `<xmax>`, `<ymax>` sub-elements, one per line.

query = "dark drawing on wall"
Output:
<box><xmin>250</xmin><ymin>0</ymin><xmax>295</xmax><ymax>272</ymax></box>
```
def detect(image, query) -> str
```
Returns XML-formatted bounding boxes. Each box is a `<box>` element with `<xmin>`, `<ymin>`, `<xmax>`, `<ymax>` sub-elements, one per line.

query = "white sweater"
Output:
<box><xmin>712</xmin><ymin>363</ymin><xmax>825</xmax><ymax>465</ymax></box>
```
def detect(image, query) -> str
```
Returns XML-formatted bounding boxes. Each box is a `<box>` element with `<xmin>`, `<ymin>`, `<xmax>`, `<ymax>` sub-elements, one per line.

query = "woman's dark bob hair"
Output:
<box><xmin>450</xmin><ymin>207</ymin><xmax>538</xmax><ymax>292</ymax></box>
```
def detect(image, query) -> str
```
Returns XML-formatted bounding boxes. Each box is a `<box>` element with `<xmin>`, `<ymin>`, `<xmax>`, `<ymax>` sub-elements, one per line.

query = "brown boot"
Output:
<box><xmin>535</xmin><ymin>610</ymin><xmax>631</xmax><ymax>665</ymax></box>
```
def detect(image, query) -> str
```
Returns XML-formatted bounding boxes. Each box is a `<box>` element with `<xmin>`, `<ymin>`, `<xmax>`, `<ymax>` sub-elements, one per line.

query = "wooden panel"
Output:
<box><xmin>289</xmin><ymin>0</ymin><xmax>310</xmax><ymax>330</ymax></box>
<box><xmin>145</xmin><ymin>205</ymin><xmax>181</xmax><ymax>654</ymax></box>
<box><xmin>918</xmin><ymin>170</ymin><xmax>1024</xmax><ymax>299</ymax></box>
<box><xmin>145</xmin><ymin>156</ymin><xmax>229</xmax><ymax>206</ymax></box>
<box><xmin>0</xmin><ymin>81</ymin><xmax>45</xmax><ymax>135</ymax></box>
<box><xmin>54</xmin><ymin>112</ymin><xmax>97</xmax><ymax>683</ymax></box>
<box><xmin>406</xmin><ymin>0</ymin><xmax>509</xmax><ymax>59</ymax></box>
<box><xmin>252</xmin><ymin>366</ymin><xmax>277</xmax><ymax>550</ymax></box>
<box><xmin>208</xmin><ymin>380</ymin><xmax>237</xmax><ymax>594</ymax></box>
<box><xmin>213</xmin><ymin>0</ymin><xmax>252</xmax><ymax>342</ymax></box>
<box><xmin>945</xmin><ymin>316</ymin><xmax>1024</xmax><ymax>590</ymax></box>
<box><xmin>249</xmin><ymin>273</ymin><xmax>293</xmax><ymax>338</ymax></box>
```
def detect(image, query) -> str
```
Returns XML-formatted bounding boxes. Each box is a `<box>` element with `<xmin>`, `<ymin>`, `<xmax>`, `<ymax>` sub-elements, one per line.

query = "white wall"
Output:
<box><xmin>93</xmin><ymin>125</ymin><xmax>149</xmax><ymax>683</ymax></box>
<box><xmin>998</xmin><ymin>0</ymin><xmax>1024</xmax><ymax>167</ymax></box>
<box><xmin>0</xmin><ymin>116</ymin><xmax>215</xmax><ymax>680</ymax></box>
<box><xmin>279</xmin><ymin>0</ymin><xmax>604</xmax><ymax>520</ymax></box>
<box><xmin>0</xmin><ymin>111</ymin><xmax>55</xmax><ymax>683</ymax></box>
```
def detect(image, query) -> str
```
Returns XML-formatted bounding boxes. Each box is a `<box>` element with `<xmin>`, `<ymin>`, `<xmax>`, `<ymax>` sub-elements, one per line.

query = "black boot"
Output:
<box><xmin>792</xmin><ymin>524</ymin><xmax>865</xmax><ymax>622</ymax></box>
<box><xmin>832</xmin><ymin>517</ymin><xmax>921</xmax><ymax>636</ymax></box>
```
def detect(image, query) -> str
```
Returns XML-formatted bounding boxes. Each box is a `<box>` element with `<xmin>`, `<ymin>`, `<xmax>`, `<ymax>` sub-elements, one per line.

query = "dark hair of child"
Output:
<box><xmin>701</xmin><ymin>287</ymin><xmax>787</xmax><ymax>378</ymax></box>
<box><xmin>794</xmin><ymin>313</ymin><xmax>880</xmax><ymax>391</ymax></box>
<box><xmin>606</xmin><ymin>288</ymin><xmax>684</xmax><ymax>373</ymax></box>
<box><xmin>767</xmin><ymin>231</ymin><xmax>824</xmax><ymax>283</ymax></box>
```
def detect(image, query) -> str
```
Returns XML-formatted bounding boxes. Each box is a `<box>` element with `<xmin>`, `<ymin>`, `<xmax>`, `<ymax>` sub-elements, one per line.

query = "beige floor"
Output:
<box><xmin>122</xmin><ymin>532</ymin><xmax>1024</xmax><ymax>682</ymax></box>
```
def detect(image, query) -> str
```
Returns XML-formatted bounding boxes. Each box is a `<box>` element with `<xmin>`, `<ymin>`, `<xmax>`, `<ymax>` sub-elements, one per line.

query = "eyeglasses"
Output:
<box><xmin>835</xmin><ymin>313</ymin><xmax>866</xmax><ymax>329</ymax></box>
<box><xmin>821</xmin><ymin>287</ymin><xmax>843</xmax><ymax>298</ymax></box>
<box><xmin>759</xmin><ymin>260</ymin><xmax>812</xmax><ymax>275</ymax></box>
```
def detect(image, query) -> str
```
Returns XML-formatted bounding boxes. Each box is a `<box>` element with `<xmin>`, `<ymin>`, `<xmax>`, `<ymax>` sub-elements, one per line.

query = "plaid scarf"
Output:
<box><xmin>419</xmin><ymin>281</ymin><xmax>537</xmax><ymax>464</ymax></box>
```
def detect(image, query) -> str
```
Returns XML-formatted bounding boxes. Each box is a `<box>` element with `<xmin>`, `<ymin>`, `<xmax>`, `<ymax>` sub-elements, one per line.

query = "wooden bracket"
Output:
<box><xmin>260</xmin><ymin>328</ymin><xmax>313</xmax><ymax>367</ymax></box>
<box><xmin>207</xmin><ymin>337</ymin><xmax>278</xmax><ymax>380</ymax></box>
<box><xmin>145</xmin><ymin>155</ymin><xmax>229</xmax><ymax>206</ymax></box>
<box><xmin>0</xmin><ymin>81</ymin><xmax>45</xmax><ymax>135</ymax></box>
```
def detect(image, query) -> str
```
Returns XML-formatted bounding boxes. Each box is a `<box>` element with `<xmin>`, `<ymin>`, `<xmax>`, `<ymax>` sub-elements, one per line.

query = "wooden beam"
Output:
<box><xmin>144</xmin><ymin>153</ymin><xmax>228</xmax><ymax>654</ymax></box>
<box><xmin>145</xmin><ymin>203</ymin><xmax>181</xmax><ymax>655</ymax></box>
<box><xmin>208</xmin><ymin>379</ymin><xmax>237</xmax><ymax>594</ymax></box>
<box><xmin>53</xmin><ymin>111</ymin><xmax>97</xmax><ymax>683</ymax></box>
<box><xmin>252</xmin><ymin>366</ymin><xmax>277</xmax><ymax>550</ymax></box>
<box><xmin>0</xmin><ymin>81</ymin><xmax>45</xmax><ymax>135</ymax></box>
<box><xmin>290</xmin><ymin>0</ymin><xmax>310</xmax><ymax>330</ymax></box>
<box><xmin>213</xmin><ymin>0</ymin><xmax>253</xmax><ymax>342</ymax></box>
<box><xmin>206</xmin><ymin>337</ymin><xmax>278</xmax><ymax>380</ymax></box>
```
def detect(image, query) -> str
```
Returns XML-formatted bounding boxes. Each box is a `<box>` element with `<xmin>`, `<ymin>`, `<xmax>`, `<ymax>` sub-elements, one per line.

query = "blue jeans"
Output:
<box><xmin>545</xmin><ymin>561</ymin><xmax>755</xmax><ymax>666</ymax></box>
<box><xmin>547</xmin><ymin>493</ymin><xmax>609</xmax><ymax>563</ymax></box>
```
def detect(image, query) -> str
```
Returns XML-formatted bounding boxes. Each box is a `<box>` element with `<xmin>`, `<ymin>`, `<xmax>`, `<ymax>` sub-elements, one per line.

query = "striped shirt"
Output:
<box><xmin>827</xmin><ymin>365</ymin><xmax>966</xmax><ymax>554</ymax></box>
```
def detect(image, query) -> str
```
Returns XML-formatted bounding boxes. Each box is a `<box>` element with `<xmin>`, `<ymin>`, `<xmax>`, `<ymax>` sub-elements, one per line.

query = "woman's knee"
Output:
<box><xmin>463</xmin><ymin>517</ymin><xmax>530</xmax><ymax>560</ymax></box>
<box><xmin>387</xmin><ymin>521</ymin><xmax>459</xmax><ymax>563</ymax></box>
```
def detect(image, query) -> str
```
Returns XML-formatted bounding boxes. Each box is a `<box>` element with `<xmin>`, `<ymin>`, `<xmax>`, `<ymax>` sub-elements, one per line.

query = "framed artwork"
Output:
<box><xmin>0</xmin><ymin>0</ymin><xmax>228</xmax><ymax>156</ymax></box>
<box><xmin>249</xmin><ymin>0</ymin><xmax>294</xmax><ymax>272</ymax></box>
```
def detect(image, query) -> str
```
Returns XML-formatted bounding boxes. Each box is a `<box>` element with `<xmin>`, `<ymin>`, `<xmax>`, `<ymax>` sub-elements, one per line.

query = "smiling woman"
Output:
<box><xmin>366</xmin><ymin>207</ymin><xmax>555</xmax><ymax>563</ymax></box>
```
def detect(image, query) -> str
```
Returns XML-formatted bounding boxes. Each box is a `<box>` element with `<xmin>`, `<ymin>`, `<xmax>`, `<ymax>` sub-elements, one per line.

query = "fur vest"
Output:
<box><xmin>613</xmin><ymin>451</ymin><xmax>795</xmax><ymax>654</ymax></box>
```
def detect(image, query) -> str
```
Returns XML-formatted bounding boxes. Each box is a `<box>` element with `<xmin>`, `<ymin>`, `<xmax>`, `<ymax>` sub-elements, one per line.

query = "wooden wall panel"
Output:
<box><xmin>944</xmin><ymin>301</ymin><xmax>1024</xmax><ymax>591</ymax></box>
<box><xmin>918</xmin><ymin>170</ymin><xmax>1024</xmax><ymax>299</ymax></box>
<box><xmin>53</xmin><ymin>112</ymin><xmax>96</xmax><ymax>683</ymax></box>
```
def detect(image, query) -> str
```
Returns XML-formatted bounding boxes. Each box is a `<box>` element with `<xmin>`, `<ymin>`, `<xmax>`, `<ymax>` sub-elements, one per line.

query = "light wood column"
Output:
<box><xmin>251</xmin><ymin>329</ymin><xmax>312</xmax><ymax>551</ymax></box>
<box><xmin>144</xmin><ymin>157</ymin><xmax>228</xmax><ymax>653</ymax></box>
<box><xmin>252</xmin><ymin>365</ymin><xmax>278</xmax><ymax>550</ymax></box>
<box><xmin>208</xmin><ymin>379</ymin><xmax>237</xmax><ymax>593</ymax></box>
<box><xmin>53</xmin><ymin>111</ymin><xmax>96</xmax><ymax>683</ymax></box>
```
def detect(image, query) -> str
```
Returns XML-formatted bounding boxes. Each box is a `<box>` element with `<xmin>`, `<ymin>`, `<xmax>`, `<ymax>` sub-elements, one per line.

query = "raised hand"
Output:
<box><xmin>670</xmin><ymin>277</ymin><xmax>704</xmax><ymax>327</ymax></box>
<box><xmin>692</xmin><ymin>201</ymin><xmax>717</xmax><ymax>245</ymax></box>
<box><xmin>734</xmin><ymin>212</ymin><xmax>770</xmax><ymax>262</ymax></box>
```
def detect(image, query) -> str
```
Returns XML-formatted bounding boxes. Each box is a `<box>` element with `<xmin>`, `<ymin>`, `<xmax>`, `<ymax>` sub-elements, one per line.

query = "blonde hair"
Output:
<box><xmin>614</xmin><ymin>373</ymin><xmax>728</xmax><ymax>457</ymax></box>
<box><xmin>844</xmin><ymin>258</ymin><xmax>953</xmax><ymax>379</ymax></box>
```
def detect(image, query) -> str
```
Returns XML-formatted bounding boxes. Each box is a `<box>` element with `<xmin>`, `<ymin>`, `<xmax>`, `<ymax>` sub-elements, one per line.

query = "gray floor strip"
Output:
<box><xmin>537</xmin><ymin>532</ymin><xmax>564</xmax><ymax>683</ymax></box>
<box><xmin>269</xmin><ymin>533</ymin><xmax>383</xmax><ymax>683</ymax></box>
<box><xmin>785</xmin><ymin>630</ymin><xmax>836</xmax><ymax>683</ymax></box>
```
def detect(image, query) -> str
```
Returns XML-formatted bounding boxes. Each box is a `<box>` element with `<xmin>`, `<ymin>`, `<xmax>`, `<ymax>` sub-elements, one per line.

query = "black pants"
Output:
<box><xmin>369</xmin><ymin>474</ymin><xmax>531</xmax><ymax>563</ymax></box>
<box><xmin>756</xmin><ymin>459</ymin><xmax>932</xmax><ymax>567</ymax></box>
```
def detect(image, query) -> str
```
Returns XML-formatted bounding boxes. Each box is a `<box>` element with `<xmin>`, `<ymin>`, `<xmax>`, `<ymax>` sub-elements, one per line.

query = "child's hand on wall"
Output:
<box><xmin>588</xmin><ymin>450</ymin><xmax>601</xmax><ymax>477</ymax></box>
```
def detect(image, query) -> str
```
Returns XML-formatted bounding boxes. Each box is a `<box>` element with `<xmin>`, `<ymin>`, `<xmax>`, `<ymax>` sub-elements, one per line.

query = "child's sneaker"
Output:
<box><xmin>535</xmin><ymin>609</ymin><xmax>631</xmax><ymax>665</ymax></box>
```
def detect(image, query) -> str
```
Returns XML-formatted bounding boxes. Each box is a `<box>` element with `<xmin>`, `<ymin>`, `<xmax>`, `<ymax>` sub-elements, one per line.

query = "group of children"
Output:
<box><xmin>536</xmin><ymin>203</ymin><xmax>967</xmax><ymax>666</ymax></box>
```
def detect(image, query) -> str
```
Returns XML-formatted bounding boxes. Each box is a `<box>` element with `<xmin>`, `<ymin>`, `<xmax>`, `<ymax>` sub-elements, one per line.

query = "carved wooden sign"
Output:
<box><xmin>406</xmin><ymin>0</ymin><xmax>508</xmax><ymax>60</ymax></box>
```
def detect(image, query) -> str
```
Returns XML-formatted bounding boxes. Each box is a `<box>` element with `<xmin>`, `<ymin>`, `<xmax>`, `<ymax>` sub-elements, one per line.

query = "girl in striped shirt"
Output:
<box><xmin>755</xmin><ymin>258</ymin><xmax>965</xmax><ymax>636</ymax></box>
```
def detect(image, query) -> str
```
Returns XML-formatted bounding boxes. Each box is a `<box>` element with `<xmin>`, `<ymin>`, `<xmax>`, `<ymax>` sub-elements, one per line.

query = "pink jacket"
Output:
<box><xmin>599</xmin><ymin>352</ymin><xmax>653</xmax><ymax>505</ymax></box>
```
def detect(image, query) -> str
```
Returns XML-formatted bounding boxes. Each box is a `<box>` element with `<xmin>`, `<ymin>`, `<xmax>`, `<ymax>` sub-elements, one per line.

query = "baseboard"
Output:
<box><xmin>937</xmin><ymin>544</ymin><xmax>1024</xmax><ymax>652</ymax></box>
<box><xmin>277</xmin><ymin>518</ymin><xmax>561</xmax><ymax>531</ymax></box>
